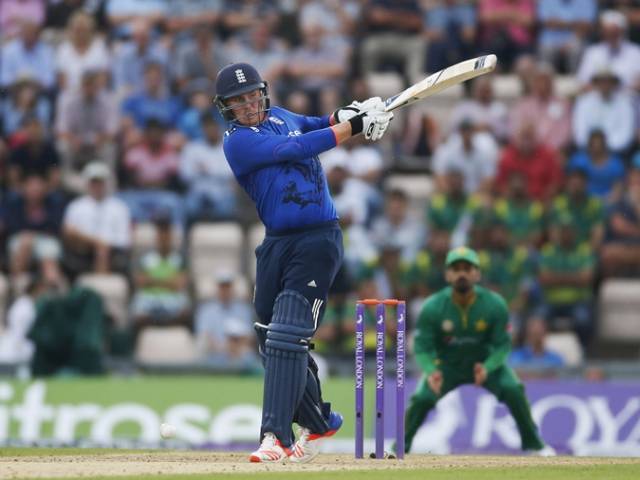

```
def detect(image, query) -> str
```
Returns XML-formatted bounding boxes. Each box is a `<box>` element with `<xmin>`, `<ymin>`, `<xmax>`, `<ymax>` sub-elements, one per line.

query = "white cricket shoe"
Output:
<box><xmin>290</xmin><ymin>412</ymin><xmax>343</xmax><ymax>464</ymax></box>
<box><xmin>248</xmin><ymin>432</ymin><xmax>291</xmax><ymax>463</ymax></box>
<box><xmin>530</xmin><ymin>445</ymin><xmax>557</xmax><ymax>457</ymax></box>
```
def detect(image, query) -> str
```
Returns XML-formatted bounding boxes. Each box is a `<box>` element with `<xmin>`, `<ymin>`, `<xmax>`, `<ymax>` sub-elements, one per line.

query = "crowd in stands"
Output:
<box><xmin>1</xmin><ymin>0</ymin><xmax>640</xmax><ymax>376</ymax></box>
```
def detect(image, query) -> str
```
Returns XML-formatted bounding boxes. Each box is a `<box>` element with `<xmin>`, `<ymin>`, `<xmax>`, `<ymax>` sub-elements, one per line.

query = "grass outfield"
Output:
<box><xmin>0</xmin><ymin>449</ymin><xmax>639</xmax><ymax>480</ymax></box>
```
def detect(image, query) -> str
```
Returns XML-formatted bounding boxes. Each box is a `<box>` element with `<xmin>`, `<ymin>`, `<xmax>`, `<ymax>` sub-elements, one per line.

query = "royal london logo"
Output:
<box><xmin>235</xmin><ymin>69</ymin><xmax>246</xmax><ymax>83</ymax></box>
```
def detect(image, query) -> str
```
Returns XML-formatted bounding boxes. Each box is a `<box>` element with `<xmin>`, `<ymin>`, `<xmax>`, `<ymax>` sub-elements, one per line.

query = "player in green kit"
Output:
<box><xmin>403</xmin><ymin>246</ymin><xmax>555</xmax><ymax>456</ymax></box>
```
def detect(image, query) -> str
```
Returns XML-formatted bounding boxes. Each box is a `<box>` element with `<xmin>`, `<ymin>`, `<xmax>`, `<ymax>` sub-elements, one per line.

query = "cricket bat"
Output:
<box><xmin>384</xmin><ymin>54</ymin><xmax>497</xmax><ymax>112</ymax></box>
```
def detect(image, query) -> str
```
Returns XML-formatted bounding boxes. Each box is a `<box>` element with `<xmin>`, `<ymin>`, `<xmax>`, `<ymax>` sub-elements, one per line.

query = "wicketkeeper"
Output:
<box><xmin>403</xmin><ymin>246</ymin><xmax>554</xmax><ymax>455</ymax></box>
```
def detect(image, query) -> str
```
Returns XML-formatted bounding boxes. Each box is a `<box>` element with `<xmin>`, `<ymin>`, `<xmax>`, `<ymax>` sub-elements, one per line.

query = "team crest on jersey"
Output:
<box><xmin>475</xmin><ymin>319</ymin><xmax>487</xmax><ymax>332</ymax></box>
<box><xmin>269</xmin><ymin>116</ymin><xmax>284</xmax><ymax>125</ymax></box>
<box><xmin>442</xmin><ymin>319</ymin><xmax>454</xmax><ymax>332</ymax></box>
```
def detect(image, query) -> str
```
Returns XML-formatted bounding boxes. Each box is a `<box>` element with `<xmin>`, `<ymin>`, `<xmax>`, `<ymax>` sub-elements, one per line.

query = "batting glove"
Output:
<box><xmin>331</xmin><ymin>97</ymin><xmax>385</xmax><ymax>124</ymax></box>
<box><xmin>362</xmin><ymin>110</ymin><xmax>394</xmax><ymax>141</ymax></box>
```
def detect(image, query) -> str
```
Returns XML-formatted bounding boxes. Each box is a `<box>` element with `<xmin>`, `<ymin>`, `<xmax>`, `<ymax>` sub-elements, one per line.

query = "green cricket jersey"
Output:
<box><xmin>414</xmin><ymin>285</ymin><xmax>511</xmax><ymax>377</ymax></box>
<box><xmin>549</xmin><ymin>194</ymin><xmax>604</xmax><ymax>244</ymax></box>
<box><xmin>494</xmin><ymin>198</ymin><xmax>544</xmax><ymax>245</ymax></box>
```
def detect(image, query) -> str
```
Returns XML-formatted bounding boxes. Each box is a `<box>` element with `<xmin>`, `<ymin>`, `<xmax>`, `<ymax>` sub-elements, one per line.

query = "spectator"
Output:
<box><xmin>549</xmin><ymin>167</ymin><xmax>605</xmax><ymax>250</ymax></box>
<box><xmin>398</xmin><ymin>106</ymin><xmax>440</xmax><ymax>161</ymax></box>
<box><xmin>0</xmin><ymin>20</ymin><xmax>55</xmax><ymax>91</ymax></box>
<box><xmin>178</xmin><ymin>79</ymin><xmax>223</xmax><ymax>141</ymax></box>
<box><xmin>432</xmin><ymin>119</ymin><xmax>499</xmax><ymax>195</ymax></box>
<box><xmin>360</xmin><ymin>0</ymin><xmax>424</xmax><ymax>84</ymax></box>
<box><xmin>175</xmin><ymin>23</ymin><xmax>228</xmax><ymax>91</ymax></box>
<box><xmin>493</xmin><ymin>172</ymin><xmax>545</xmax><ymax>248</ymax></box>
<box><xmin>536</xmin><ymin>0</ymin><xmax>596</xmax><ymax>73</ymax></box>
<box><xmin>509</xmin><ymin>62</ymin><xmax>572</xmax><ymax>153</ymax></box>
<box><xmin>55</xmin><ymin>70</ymin><xmax>118</xmax><ymax>193</ymax></box>
<box><xmin>576</xmin><ymin>10</ymin><xmax>640</xmax><ymax>89</ymax></box>
<box><xmin>121</xmin><ymin>62</ymin><xmax>182</xmax><ymax>147</ymax></box>
<box><xmin>179</xmin><ymin>114</ymin><xmax>236</xmax><ymax>222</ymax></box>
<box><xmin>568</xmin><ymin>129</ymin><xmax>625</xmax><ymax>202</ymax></box>
<box><xmin>219</xmin><ymin>0</ymin><xmax>280</xmax><ymax>38</ymax></box>
<box><xmin>495</xmin><ymin>123</ymin><xmax>563</xmax><ymax>203</ymax></box>
<box><xmin>3</xmin><ymin>174</ymin><xmax>65</xmax><ymax>286</ymax></box>
<box><xmin>1</xmin><ymin>78</ymin><xmax>51</xmax><ymax>139</ymax></box>
<box><xmin>448</xmin><ymin>76</ymin><xmax>508</xmax><ymax>142</ymax></box>
<box><xmin>105</xmin><ymin>0</ymin><xmax>167</xmax><ymax>38</ymax></box>
<box><xmin>479</xmin><ymin>217</ymin><xmax>534</xmax><ymax>331</ymax></box>
<box><xmin>357</xmin><ymin>240</ymin><xmax>409</xmax><ymax>304</ymax></box>
<box><xmin>427</xmin><ymin>168</ymin><xmax>471</xmax><ymax>239</ymax></box>
<box><xmin>130</xmin><ymin>213</ymin><xmax>190</xmax><ymax>330</ymax></box>
<box><xmin>404</xmin><ymin>229</ymin><xmax>450</xmax><ymax>300</ymax></box>
<box><xmin>55</xmin><ymin>11</ymin><xmax>111</xmax><ymax>93</ymax></box>
<box><xmin>120</xmin><ymin>119</ymin><xmax>183</xmax><ymax>224</ymax></box>
<box><xmin>45</xmin><ymin>0</ymin><xmax>86</xmax><ymax>32</ymax></box>
<box><xmin>285</xmin><ymin>22</ymin><xmax>348</xmax><ymax>116</ymax></box>
<box><xmin>422</xmin><ymin>0</ymin><xmax>477</xmax><ymax>73</ymax></box>
<box><xmin>478</xmin><ymin>0</ymin><xmax>535</xmax><ymax>70</ymax></box>
<box><xmin>603</xmin><ymin>0</ymin><xmax>640</xmax><ymax>44</ymax></box>
<box><xmin>61</xmin><ymin>162</ymin><xmax>131</xmax><ymax>279</ymax></box>
<box><xmin>538</xmin><ymin>213</ymin><xmax>595</xmax><ymax>347</ymax></box>
<box><xmin>370</xmin><ymin>189</ymin><xmax>424</xmax><ymax>262</ymax></box>
<box><xmin>165</xmin><ymin>0</ymin><xmax>223</xmax><ymax>34</ymax></box>
<box><xmin>509</xmin><ymin>317</ymin><xmax>565</xmax><ymax>369</ymax></box>
<box><xmin>298</xmin><ymin>0</ymin><xmax>359</xmax><ymax>58</ymax></box>
<box><xmin>112</xmin><ymin>18</ymin><xmax>170</xmax><ymax>99</ymax></box>
<box><xmin>7</xmin><ymin>116</ymin><xmax>61</xmax><ymax>192</ymax></box>
<box><xmin>572</xmin><ymin>68</ymin><xmax>635</xmax><ymax>155</ymax></box>
<box><xmin>194</xmin><ymin>270</ymin><xmax>258</xmax><ymax>370</ymax></box>
<box><xmin>600</xmin><ymin>158</ymin><xmax>640</xmax><ymax>277</ymax></box>
<box><xmin>0</xmin><ymin>0</ymin><xmax>45</xmax><ymax>41</ymax></box>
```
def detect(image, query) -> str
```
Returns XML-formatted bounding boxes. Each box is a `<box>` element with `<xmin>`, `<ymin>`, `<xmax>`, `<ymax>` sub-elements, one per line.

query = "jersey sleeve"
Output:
<box><xmin>483</xmin><ymin>293</ymin><xmax>512</xmax><ymax>373</ymax></box>
<box><xmin>286</xmin><ymin>110</ymin><xmax>331</xmax><ymax>132</ymax></box>
<box><xmin>224</xmin><ymin>127</ymin><xmax>337</xmax><ymax>176</ymax></box>
<box><xmin>413</xmin><ymin>297</ymin><xmax>440</xmax><ymax>376</ymax></box>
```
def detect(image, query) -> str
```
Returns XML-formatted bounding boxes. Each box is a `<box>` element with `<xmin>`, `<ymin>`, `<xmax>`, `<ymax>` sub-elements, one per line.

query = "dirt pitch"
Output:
<box><xmin>1</xmin><ymin>452</ymin><xmax>639</xmax><ymax>479</ymax></box>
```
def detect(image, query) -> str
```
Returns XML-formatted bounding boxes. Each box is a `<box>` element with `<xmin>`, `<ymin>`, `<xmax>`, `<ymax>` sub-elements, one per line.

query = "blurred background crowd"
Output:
<box><xmin>0</xmin><ymin>0</ymin><xmax>639</xmax><ymax>379</ymax></box>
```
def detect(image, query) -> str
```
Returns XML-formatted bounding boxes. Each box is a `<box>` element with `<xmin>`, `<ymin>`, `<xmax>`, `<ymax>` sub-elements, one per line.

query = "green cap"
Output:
<box><xmin>445</xmin><ymin>246</ymin><xmax>480</xmax><ymax>268</ymax></box>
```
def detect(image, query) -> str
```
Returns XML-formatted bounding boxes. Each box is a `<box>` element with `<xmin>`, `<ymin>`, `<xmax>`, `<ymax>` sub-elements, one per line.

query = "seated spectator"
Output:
<box><xmin>494</xmin><ymin>172</ymin><xmax>545</xmax><ymax>248</ymax></box>
<box><xmin>404</xmin><ymin>229</ymin><xmax>450</xmax><ymax>300</ymax></box>
<box><xmin>112</xmin><ymin>18</ymin><xmax>170</xmax><ymax>99</ymax></box>
<box><xmin>576</xmin><ymin>10</ymin><xmax>640</xmax><ymax>89</ymax></box>
<box><xmin>398</xmin><ymin>106</ymin><xmax>439</xmax><ymax>161</ymax></box>
<box><xmin>357</xmin><ymin>240</ymin><xmax>410</xmax><ymax>302</ymax></box>
<box><xmin>1</xmin><ymin>78</ymin><xmax>51</xmax><ymax>139</ymax></box>
<box><xmin>105</xmin><ymin>0</ymin><xmax>167</xmax><ymax>38</ymax></box>
<box><xmin>509</xmin><ymin>317</ymin><xmax>565</xmax><ymax>370</ymax></box>
<box><xmin>549</xmin><ymin>167</ymin><xmax>605</xmax><ymax>250</ymax></box>
<box><xmin>121</xmin><ymin>62</ymin><xmax>182</xmax><ymax>147</ymax></box>
<box><xmin>285</xmin><ymin>22</ymin><xmax>348</xmax><ymax>116</ymax></box>
<box><xmin>177</xmin><ymin>79</ymin><xmax>223</xmax><ymax>141</ymax></box>
<box><xmin>3</xmin><ymin>174</ymin><xmax>65</xmax><ymax>286</ymax></box>
<box><xmin>600</xmin><ymin>159</ymin><xmax>640</xmax><ymax>277</ymax></box>
<box><xmin>495</xmin><ymin>123</ymin><xmax>563</xmax><ymax>203</ymax></box>
<box><xmin>509</xmin><ymin>62</ymin><xmax>572</xmax><ymax>153</ymax></box>
<box><xmin>180</xmin><ymin>114</ymin><xmax>236</xmax><ymax>222</ymax></box>
<box><xmin>175</xmin><ymin>23</ymin><xmax>228</xmax><ymax>92</ymax></box>
<box><xmin>478</xmin><ymin>0</ymin><xmax>535</xmax><ymax>70</ymax></box>
<box><xmin>567</xmin><ymin>129</ymin><xmax>625</xmax><ymax>202</ymax></box>
<box><xmin>61</xmin><ymin>162</ymin><xmax>131</xmax><ymax>279</ymax></box>
<box><xmin>194</xmin><ymin>271</ymin><xmax>258</xmax><ymax>371</ymax></box>
<box><xmin>359</xmin><ymin>0</ymin><xmax>424</xmax><ymax>84</ymax></box>
<box><xmin>165</xmin><ymin>0</ymin><xmax>222</xmax><ymax>35</ymax></box>
<box><xmin>427</xmin><ymin>169</ymin><xmax>470</xmax><ymax>234</ymax></box>
<box><xmin>479</xmin><ymin>217</ymin><xmax>535</xmax><ymax>331</ymax></box>
<box><xmin>298</xmin><ymin>0</ymin><xmax>359</xmax><ymax>59</ymax></box>
<box><xmin>55</xmin><ymin>11</ymin><xmax>111</xmax><ymax>93</ymax></box>
<box><xmin>219</xmin><ymin>0</ymin><xmax>280</xmax><ymax>38</ymax></box>
<box><xmin>538</xmin><ymin>214</ymin><xmax>595</xmax><ymax>347</ymax></box>
<box><xmin>572</xmin><ymin>68</ymin><xmax>635</xmax><ymax>155</ymax></box>
<box><xmin>432</xmin><ymin>119</ymin><xmax>499</xmax><ymax>195</ymax></box>
<box><xmin>536</xmin><ymin>0</ymin><xmax>596</xmax><ymax>74</ymax></box>
<box><xmin>7</xmin><ymin>116</ymin><xmax>61</xmax><ymax>192</ymax></box>
<box><xmin>0</xmin><ymin>0</ymin><xmax>45</xmax><ymax>41</ymax></box>
<box><xmin>0</xmin><ymin>20</ymin><xmax>55</xmax><ymax>92</ymax></box>
<box><xmin>0</xmin><ymin>278</ymin><xmax>46</xmax><ymax>363</ymax></box>
<box><xmin>45</xmin><ymin>0</ymin><xmax>86</xmax><ymax>32</ymax></box>
<box><xmin>55</xmin><ymin>70</ymin><xmax>118</xmax><ymax>193</ymax></box>
<box><xmin>370</xmin><ymin>189</ymin><xmax>424</xmax><ymax>262</ymax></box>
<box><xmin>423</xmin><ymin>0</ymin><xmax>476</xmax><ymax>73</ymax></box>
<box><xmin>119</xmin><ymin>119</ymin><xmax>183</xmax><ymax>224</ymax></box>
<box><xmin>448</xmin><ymin>76</ymin><xmax>509</xmax><ymax>142</ymax></box>
<box><xmin>130</xmin><ymin>213</ymin><xmax>191</xmax><ymax>330</ymax></box>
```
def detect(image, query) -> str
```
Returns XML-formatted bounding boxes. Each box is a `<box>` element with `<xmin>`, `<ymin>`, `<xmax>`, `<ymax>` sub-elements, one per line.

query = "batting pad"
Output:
<box><xmin>261</xmin><ymin>290</ymin><xmax>315</xmax><ymax>446</ymax></box>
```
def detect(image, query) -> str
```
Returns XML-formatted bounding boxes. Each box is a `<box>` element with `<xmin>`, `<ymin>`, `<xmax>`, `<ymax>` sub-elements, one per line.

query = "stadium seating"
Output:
<box><xmin>193</xmin><ymin>273</ymin><xmax>250</xmax><ymax>302</ymax></box>
<box><xmin>545</xmin><ymin>332</ymin><xmax>584</xmax><ymax>367</ymax></box>
<box><xmin>77</xmin><ymin>273</ymin><xmax>130</xmax><ymax>329</ymax></box>
<box><xmin>135</xmin><ymin>326</ymin><xmax>198</xmax><ymax>366</ymax></box>
<box><xmin>132</xmin><ymin>222</ymin><xmax>184</xmax><ymax>264</ymax></box>
<box><xmin>598</xmin><ymin>279</ymin><xmax>640</xmax><ymax>342</ymax></box>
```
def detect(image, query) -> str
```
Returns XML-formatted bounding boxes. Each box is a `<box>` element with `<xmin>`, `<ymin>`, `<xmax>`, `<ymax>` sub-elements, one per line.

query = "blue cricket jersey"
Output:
<box><xmin>223</xmin><ymin>106</ymin><xmax>339</xmax><ymax>232</ymax></box>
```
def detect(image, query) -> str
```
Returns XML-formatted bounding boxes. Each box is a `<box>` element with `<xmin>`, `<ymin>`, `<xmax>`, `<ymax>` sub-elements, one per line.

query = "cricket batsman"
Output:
<box><xmin>403</xmin><ymin>246</ymin><xmax>555</xmax><ymax>456</ymax></box>
<box><xmin>214</xmin><ymin>62</ymin><xmax>393</xmax><ymax>463</ymax></box>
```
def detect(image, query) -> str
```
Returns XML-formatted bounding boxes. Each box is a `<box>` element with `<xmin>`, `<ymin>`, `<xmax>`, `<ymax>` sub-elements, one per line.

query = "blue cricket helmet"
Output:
<box><xmin>214</xmin><ymin>62</ymin><xmax>270</xmax><ymax>122</ymax></box>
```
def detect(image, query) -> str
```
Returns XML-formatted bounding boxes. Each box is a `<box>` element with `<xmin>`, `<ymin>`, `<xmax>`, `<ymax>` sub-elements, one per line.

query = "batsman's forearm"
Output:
<box><xmin>415</xmin><ymin>352</ymin><xmax>439</xmax><ymax>376</ymax></box>
<box><xmin>483</xmin><ymin>343</ymin><xmax>510</xmax><ymax>373</ymax></box>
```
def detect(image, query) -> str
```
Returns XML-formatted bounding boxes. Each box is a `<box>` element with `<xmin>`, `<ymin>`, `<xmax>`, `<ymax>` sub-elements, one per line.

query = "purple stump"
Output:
<box><xmin>355</xmin><ymin>302</ymin><xmax>365</xmax><ymax>459</ymax></box>
<box><xmin>396</xmin><ymin>301</ymin><xmax>406</xmax><ymax>459</ymax></box>
<box><xmin>375</xmin><ymin>302</ymin><xmax>385</xmax><ymax>459</ymax></box>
